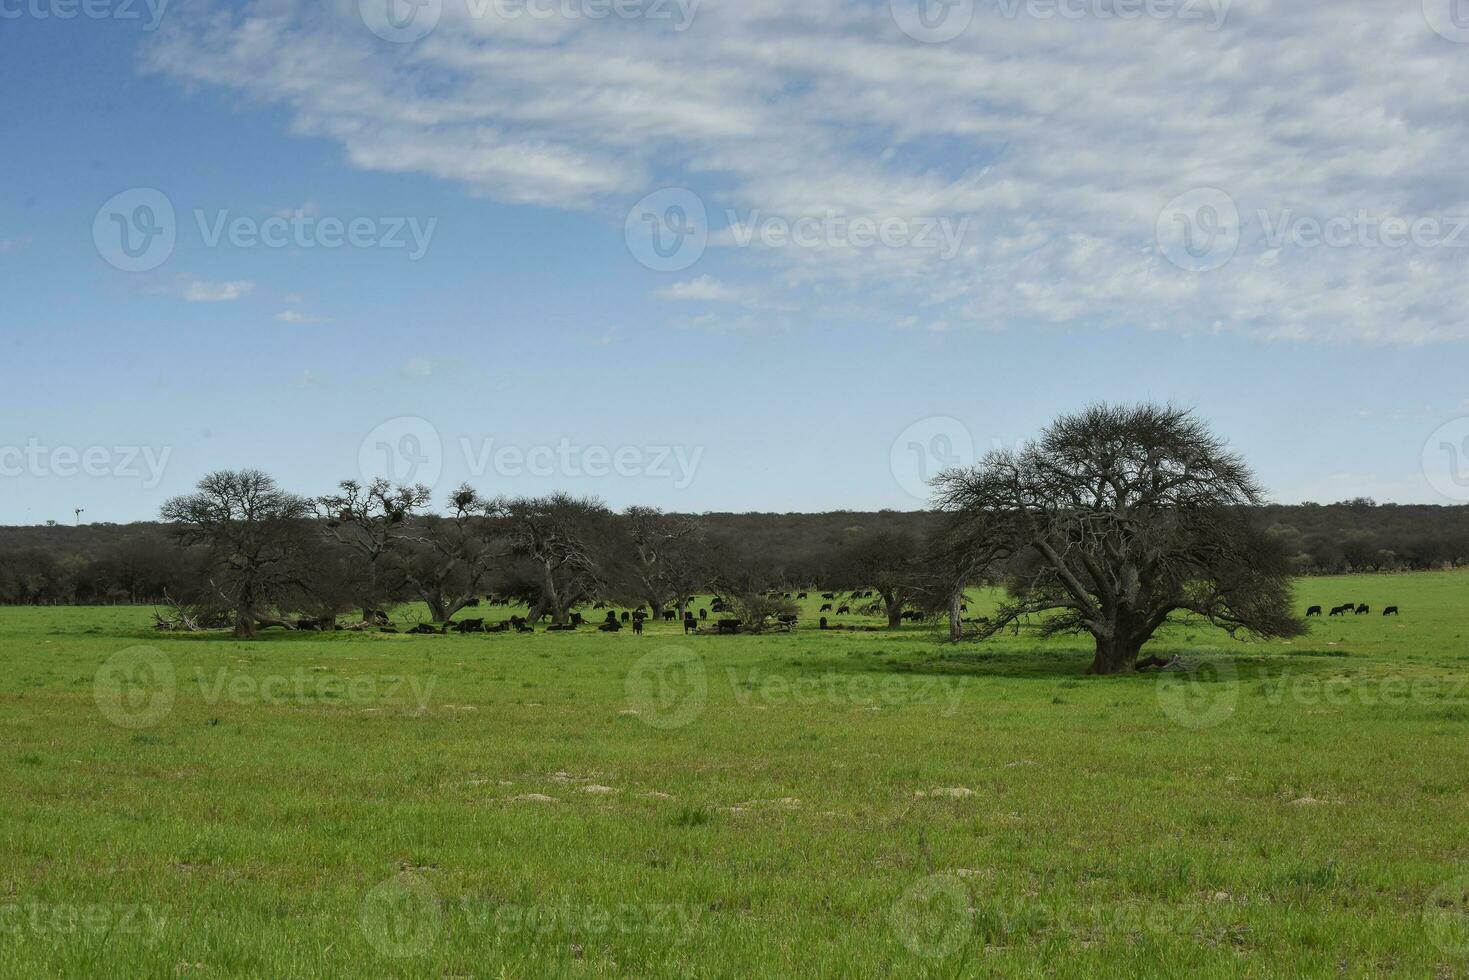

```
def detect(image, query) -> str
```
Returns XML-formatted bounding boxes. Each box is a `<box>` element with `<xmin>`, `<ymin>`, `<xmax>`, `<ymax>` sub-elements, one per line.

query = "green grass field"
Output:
<box><xmin>3</xmin><ymin>572</ymin><xmax>1469</xmax><ymax>977</ymax></box>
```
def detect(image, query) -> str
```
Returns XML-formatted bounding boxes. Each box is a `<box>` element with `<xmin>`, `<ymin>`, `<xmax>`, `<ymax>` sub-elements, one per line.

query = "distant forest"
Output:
<box><xmin>1</xmin><ymin>499</ymin><xmax>1466</xmax><ymax>606</ymax></box>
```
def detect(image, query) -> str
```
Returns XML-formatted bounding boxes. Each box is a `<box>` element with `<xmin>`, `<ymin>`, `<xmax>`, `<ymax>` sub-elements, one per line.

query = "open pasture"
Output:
<box><xmin>3</xmin><ymin>571</ymin><xmax>1469</xmax><ymax>977</ymax></box>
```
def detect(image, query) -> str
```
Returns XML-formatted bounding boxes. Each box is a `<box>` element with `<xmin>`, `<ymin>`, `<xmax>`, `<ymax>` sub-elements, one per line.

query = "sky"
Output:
<box><xmin>3</xmin><ymin>0</ymin><xmax>1469</xmax><ymax>524</ymax></box>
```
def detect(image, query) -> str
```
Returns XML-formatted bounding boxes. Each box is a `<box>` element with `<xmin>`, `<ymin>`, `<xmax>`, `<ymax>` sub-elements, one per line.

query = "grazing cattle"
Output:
<box><xmin>407</xmin><ymin>623</ymin><xmax>441</xmax><ymax>635</ymax></box>
<box><xmin>777</xmin><ymin>614</ymin><xmax>798</xmax><ymax>626</ymax></box>
<box><xmin>598</xmin><ymin>621</ymin><xmax>622</xmax><ymax>632</ymax></box>
<box><xmin>593</xmin><ymin>602</ymin><xmax>607</xmax><ymax>610</ymax></box>
<box><xmin>699</xmin><ymin>608</ymin><xmax>708</xmax><ymax>620</ymax></box>
<box><xmin>684</xmin><ymin>613</ymin><xmax>697</xmax><ymax>635</ymax></box>
<box><xmin>837</xmin><ymin>605</ymin><xmax>851</xmax><ymax>615</ymax></box>
<box><xmin>633</xmin><ymin>618</ymin><xmax>644</xmax><ymax>635</ymax></box>
<box><xmin>716</xmin><ymin>619</ymin><xmax>742</xmax><ymax>635</ymax></box>
<box><xmin>621</xmin><ymin>612</ymin><xmax>631</xmax><ymax>623</ymax></box>
<box><xmin>379</xmin><ymin>626</ymin><xmax>399</xmax><ymax>634</ymax></box>
<box><xmin>663</xmin><ymin>610</ymin><xmax>677</xmax><ymax>621</ymax></box>
<box><xmin>819</xmin><ymin>617</ymin><xmax>829</xmax><ymax>630</ymax></box>
<box><xmin>465</xmin><ymin>598</ymin><xmax>481</xmax><ymax>608</ymax></box>
<box><xmin>1329</xmin><ymin>606</ymin><xmax>1347</xmax><ymax>616</ymax></box>
<box><xmin>516</xmin><ymin>622</ymin><xmax>535</xmax><ymax>634</ymax></box>
<box><xmin>710</xmin><ymin>600</ymin><xmax>727</xmax><ymax>613</ymax></box>
<box><xmin>1356</xmin><ymin>604</ymin><xmax>1370</xmax><ymax>615</ymax></box>
<box><xmin>821</xmin><ymin>604</ymin><xmax>833</xmax><ymax>612</ymax></box>
<box><xmin>454</xmin><ymin>619</ymin><xmax>487</xmax><ymax>634</ymax></box>
<box><xmin>1306</xmin><ymin>606</ymin><xmax>1323</xmax><ymax>617</ymax></box>
<box><xmin>570</xmin><ymin>612</ymin><xmax>585</xmax><ymax>626</ymax></box>
<box><xmin>822</xmin><ymin>593</ymin><xmax>835</xmax><ymax>600</ymax></box>
<box><xmin>960</xmin><ymin>605</ymin><xmax>968</xmax><ymax>612</ymax></box>
<box><xmin>632</xmin><ymin>610</ymin><xmax>647</xmax><ymax>622</ymax></box>
<box><xmin>1383</xmin><ymin>606</ymin><xmax>1400</xmax><ymax>616</ymax></box>
<box><xmin>797</xmin><ymin>592</ymin><xmax>808</xmax><ymax>599</ymax></box>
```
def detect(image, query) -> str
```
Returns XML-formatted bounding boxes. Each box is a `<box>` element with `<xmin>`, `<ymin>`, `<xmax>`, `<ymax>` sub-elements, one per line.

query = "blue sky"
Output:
<box><xmin>3</xmin><ymin>0</ymin><xmax>1469</xmax><ymax>524</ymax></box>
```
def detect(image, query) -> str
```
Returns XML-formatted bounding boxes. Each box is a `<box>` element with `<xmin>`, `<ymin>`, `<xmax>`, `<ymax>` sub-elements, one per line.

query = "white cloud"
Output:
<box><xmin>180</xmin><ymin>280</ymin><xmax>254</xmax><ymax>302</ymax></box>
<box><xmin>275</xmin><ymin>310</ymin><xmax>333</xmax><ymax>323</ymax></box>
<box><xmin>652</xmin><ymin>275</ymin><xmax>744</xmax><ymax>302</ymax></box>
<box><xmin>142</xmin><ymin>0</ymin><xmax>1469</xmax><ymax>342</ymax></box>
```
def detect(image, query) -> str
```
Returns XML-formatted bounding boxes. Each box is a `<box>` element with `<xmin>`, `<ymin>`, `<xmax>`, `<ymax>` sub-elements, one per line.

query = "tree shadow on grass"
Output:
<box><xmin>794</xmin><ymin>643</ymin><xmax>1357</xmax><ymax>683</ymax></box>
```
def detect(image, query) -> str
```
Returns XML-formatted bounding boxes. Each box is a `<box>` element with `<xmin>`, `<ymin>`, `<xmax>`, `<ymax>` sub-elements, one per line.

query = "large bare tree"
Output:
<box><xmin>317</xmin><ymin>478</ymin><xmax>431</xmax><ymax>622</ymax></box>
<box><xmin>159</xmin><ymin>470</ymin><xmax>313</xmax><ymax>639</ymax></box>
<box><xmin>501</xmin><ymin>493</ymin><xmax>612</xmax><ymax>626</ymax></box>
<box><xmin>401</xmin><ymin>486</ymin><xmax>508</xmax><ymax>624</ymax></box>
<box><xmin>934</xmin><ymin>404</ymin><xmax>1305</xmax><ymax>674</ymax></box>
<box><xmin>615</xmin><ymin>506</ymin><xmax>707</xmax><ymax>620</ymax></box>
<box><xmin>837</xmin><ymin>529</ymin><xmax>925</xmax><ymax>630</ymax></box>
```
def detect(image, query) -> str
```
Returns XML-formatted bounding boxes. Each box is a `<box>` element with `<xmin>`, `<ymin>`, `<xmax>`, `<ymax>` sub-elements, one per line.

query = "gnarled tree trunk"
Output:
<box><xmin>1089</xmin><ymin>634</ymin><xmax>1143</xmax><ymax>675</ymax></box>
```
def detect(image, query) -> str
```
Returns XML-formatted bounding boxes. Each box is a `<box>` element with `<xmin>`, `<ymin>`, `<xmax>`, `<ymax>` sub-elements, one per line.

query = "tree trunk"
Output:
<box><xmin>885</xmin><ymin>592</ymin><xmax>903</xmax><ymax>630</ymax></box>
<box><xmin>1089</xmin><ymin>634</ymin><xmax>1143</xmax><ymax>675</ymax></box>
<box><xmin>948</xmin><ymin>592</ymin><xmax>963</xmax><ymax>643</ymax></box>
<box><xmin>234</xmin><ymin>605</ymin><xmax>258</xmax><ymax>640</ymax></box>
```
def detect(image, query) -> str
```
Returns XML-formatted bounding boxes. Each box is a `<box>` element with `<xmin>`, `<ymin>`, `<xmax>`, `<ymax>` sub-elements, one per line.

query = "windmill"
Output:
<box><xmin>74</xmin><ymin>508</ymin><xmax>85</xmax><ymax>527</ymax></box>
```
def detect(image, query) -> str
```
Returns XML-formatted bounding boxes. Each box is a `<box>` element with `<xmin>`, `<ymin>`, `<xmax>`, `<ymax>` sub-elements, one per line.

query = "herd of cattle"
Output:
<box><xmin>1306</xmin><ymin>603</ymin><xmax>1401</xmax><ymax>617</ymax></box>
<box><xmin>320</xmin><ymin>589</ymin><xmax>945</xmax><ymax>636</ymax></box>
<box><xmin>295</xmin><ymin>593</ymin><xmax>1403</xmax><ymax>635</ymax></box>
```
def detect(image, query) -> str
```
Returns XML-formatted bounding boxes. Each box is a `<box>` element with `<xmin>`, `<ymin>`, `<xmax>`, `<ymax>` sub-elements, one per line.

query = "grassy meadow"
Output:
<box><xmin>2</xmin><ymin>571</ymin><xmax>1469</xmax><ymax>977</ymax></box>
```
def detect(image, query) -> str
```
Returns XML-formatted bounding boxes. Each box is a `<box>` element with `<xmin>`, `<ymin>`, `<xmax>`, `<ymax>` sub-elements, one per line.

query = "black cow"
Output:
<box><xmin>633</xmin><ymin>618</ymin><xmax>645</xmax><ymax>635</ymax></box>
<box><xmin>454</xmin><ymin>619</ymin><xmax>487</xmax><ymax>634</ymax></box>
<box><xmin>621</xmin><ymin>612</ymin><xmax>631</xmax><ymax>623</ymax></box>
<box><xmin>837</xmin><ymin>605</ymin><xmax>851</xmax><ymax>615</ymax></box>
<box><xmin>1383</xmin><ymin>606</ymin><xmax>1400</xmax><ymax>616</ymax></box>
<box><xmin>797</xmin><ymin>592</ymin><xmax>808</xmax><ymax>599</ymax></box>
<box><xmin>599</xmin><ymin>621</ymin><xmax>622</xmax><ymax>632</ymax></box>
<box><xmin>821</xmin><ymin>604</ymin><xmax>833</xmax><ymax>612</ymax></box>
<box><xmin>699</xmin><ymin>608</ymin><xmax>708</xmax><ymax>620</ymax></box>
<box><xmin>1306</xmin><ymin>606</ymin><xmax>1323</xmax><ymax>617</ymax></box>
<box><xmin>1329</xmin><ymin>606</ymin><xmax>1347</xmax><ymax>617</ymax></box>
<box><xmin>683</xmin><ymin>613</ymin><xmax>697</xmax><ymax>635</ymax></box>
<box><xmin>716</xmin><ymin>619</ymin><xmax>742</xmax><ymax>635</ymax></box>
<box><xmin>1356</xmin><ymin>604</ymin><xmax>1370</xmax><ymax>615</ymax></box>
<box><xmin>822</xmin><ymin>593</ymin><xmax>835</xmax><ymax>600</ymax></box>
<box><xmin>663</xmin><ymin>610</ymin><xmax>677</xmax><ymax>621</ymax></box>
<box><xmin>819</xmin><ymin>617</ymin><xmax>829</xmax><ymax>630</ymax></box>
<box><xmin>407</xmin><ymin>623</ymin><xmax>441</xmax><ymax>635</ymax></box>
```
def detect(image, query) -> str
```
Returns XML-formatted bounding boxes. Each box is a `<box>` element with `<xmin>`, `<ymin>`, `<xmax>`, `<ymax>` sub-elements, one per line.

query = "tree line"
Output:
<box><xmin>2</xmin><ymin>495</ymin><xmax>1464</xmax><ymax>612</ymax></box>
<box><xmin>1</xmin><ymin>404</ymin><xmax>1466</xmax><ymax>674</ymax></box>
